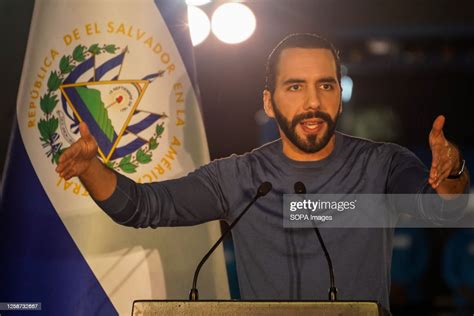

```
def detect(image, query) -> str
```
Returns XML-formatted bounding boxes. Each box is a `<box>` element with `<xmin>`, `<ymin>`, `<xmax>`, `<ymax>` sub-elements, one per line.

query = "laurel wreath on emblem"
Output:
<box><xmin>38</xmin><ymin>43</ymin><xmax>166</xmax><ymax>174</ymax></box>
<box><xmin>105</xmin><ymin>122</ymin><xmax>165</xmax><ymax>174</ymax></box>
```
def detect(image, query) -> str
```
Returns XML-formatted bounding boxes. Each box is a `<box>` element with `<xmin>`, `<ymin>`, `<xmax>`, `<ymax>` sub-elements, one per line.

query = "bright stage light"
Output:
<box><xmin>186</xmin><ymin>0</ymin><xmax>211</xmax><ymax>6</ymax></box>
<box><xmin>211</xmin><ymin>3</ymin><xmax>256</xmax><ymax>44</ymax></box>
<box><xmin>341</xmin><ymin>75</ymin><xmax>353</xmax><ymax>103</ymax></box>
<box><xmin>187</xmin><ymin>6</ymin><xmax>211</xmax><ymax>46</ymax></box>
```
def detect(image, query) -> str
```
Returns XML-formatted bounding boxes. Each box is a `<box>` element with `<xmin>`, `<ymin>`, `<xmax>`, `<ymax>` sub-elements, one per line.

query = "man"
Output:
<box><xmin>56</xmin><ymin>33</ymin><xmax>469</xmax><ymax>310</ymax></box>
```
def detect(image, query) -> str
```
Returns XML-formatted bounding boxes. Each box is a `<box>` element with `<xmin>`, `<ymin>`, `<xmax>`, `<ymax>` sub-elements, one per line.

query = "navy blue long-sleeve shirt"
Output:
<box><xmin>96</xmin><ymin>131</ymin><xmax>467</xmax><ymax>310</ymax></box>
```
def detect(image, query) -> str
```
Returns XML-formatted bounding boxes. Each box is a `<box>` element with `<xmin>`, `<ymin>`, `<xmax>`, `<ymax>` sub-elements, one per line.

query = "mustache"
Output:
<box><xmin>290</xmin><ymin>111</ymin><xmax>333</xmax><ymax>129</ymax></box>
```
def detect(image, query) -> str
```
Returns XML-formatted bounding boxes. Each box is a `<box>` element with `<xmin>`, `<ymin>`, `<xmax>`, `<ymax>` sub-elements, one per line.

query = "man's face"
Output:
<box><xmin>264</xmin><ymin>48</ymin><xmax>342</xmax><ymax>154</ymax></box>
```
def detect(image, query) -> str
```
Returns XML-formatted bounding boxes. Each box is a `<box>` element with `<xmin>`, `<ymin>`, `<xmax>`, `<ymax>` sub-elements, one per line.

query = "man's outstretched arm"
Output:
<box><xmin>55</xmin><ymin>121</ymin><xmax>117</xmax><ymax>201</ymax></box>
<box><xmin>54</xmin><ymin>121</ymin><xmax>228</xmax><ymax>228</ymax></box>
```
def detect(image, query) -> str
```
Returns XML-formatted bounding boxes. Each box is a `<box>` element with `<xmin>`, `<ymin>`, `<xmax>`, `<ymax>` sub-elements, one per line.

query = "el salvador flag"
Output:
<box><xmin>0</xmin><ymin>1</ymin><xmax>229</xmax><ymax>315</ymax></box>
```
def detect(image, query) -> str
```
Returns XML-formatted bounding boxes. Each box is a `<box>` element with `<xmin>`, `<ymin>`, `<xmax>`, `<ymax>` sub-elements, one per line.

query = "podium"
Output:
<box><xmin>132</xmin><ymin>300</ymin><xmax>390</xmax><ymax>315</ymax></box>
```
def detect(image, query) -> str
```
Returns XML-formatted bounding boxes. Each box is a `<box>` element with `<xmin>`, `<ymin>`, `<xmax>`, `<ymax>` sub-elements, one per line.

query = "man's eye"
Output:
<box><xmin>321</xmin><ymin>83</ymin><xmax>333</xmax><ymax>91</ymax></box>
<box><xmin>288</xmin><ymin>84</ymin><xmax>302</xmax><ymax>91</ymax></box>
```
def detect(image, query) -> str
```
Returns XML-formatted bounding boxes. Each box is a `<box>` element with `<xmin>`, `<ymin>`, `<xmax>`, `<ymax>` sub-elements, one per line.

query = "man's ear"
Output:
<box><xmin>263</xmin><ymin>89</ymin><xmax>275</xmax><ymax>118</ymax></box>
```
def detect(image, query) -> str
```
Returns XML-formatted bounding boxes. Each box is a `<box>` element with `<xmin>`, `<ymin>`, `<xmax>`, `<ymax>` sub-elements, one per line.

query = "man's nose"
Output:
<box><xmin>304</xmin><ymin>86</ymin><xmax>321</xmax><ymax>111</ymax></box>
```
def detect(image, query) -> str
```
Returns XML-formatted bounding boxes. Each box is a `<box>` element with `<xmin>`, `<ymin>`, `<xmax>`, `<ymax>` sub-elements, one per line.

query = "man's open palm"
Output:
<box><xmin>56</xmin><ymin>122</ymin><xmax>98</xmax><ymax>180</ymax></box>
<box><xmin>428</xmin><ymin>115</ymin><xmax>460</xmax><ymax>188</ymax></box>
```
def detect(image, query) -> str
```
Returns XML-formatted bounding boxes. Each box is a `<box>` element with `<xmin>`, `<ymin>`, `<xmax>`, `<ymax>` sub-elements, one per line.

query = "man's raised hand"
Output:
<box><xmin>428</xmin><ymin>115</ymin><xmax>462</xmax><ymax>189</ymax></box>
<box><xmin>56</xmin><ymin>121</ymin><xmax>98</xmax><ymax>180</ymax></box>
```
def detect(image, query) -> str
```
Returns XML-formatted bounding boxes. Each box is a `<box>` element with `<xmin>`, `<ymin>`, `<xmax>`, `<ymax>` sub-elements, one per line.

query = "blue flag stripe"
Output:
<box><xmin>95</xmin><ymin>53</ymin><xmax>125</xmax><ymax>81</ymax></box>
<box><xmin>0</xmin><ymin>125</ymin><xmax>117</xmax><ymax>315</ymax></box>
<box><xmin>142</xmin><ymin>71</ymin><xmax>164</xmax><ymax>81</ymax></box>
<box><xmin>111</xmin><ymin>138</ymin><xmax>147</xmax><ymax>160</ymax></box>
<box><xmin>126</xmin><ymin>113</ymin><xmax>161</xmax><ymax>134</ymax></box>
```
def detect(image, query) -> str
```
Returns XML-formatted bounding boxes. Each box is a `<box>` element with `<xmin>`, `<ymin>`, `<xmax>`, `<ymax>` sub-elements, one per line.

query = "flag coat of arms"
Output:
<box><xmin>0</xmin><ymin>0</ymin><xmax>229</xmax><ymax>315</ymax></box>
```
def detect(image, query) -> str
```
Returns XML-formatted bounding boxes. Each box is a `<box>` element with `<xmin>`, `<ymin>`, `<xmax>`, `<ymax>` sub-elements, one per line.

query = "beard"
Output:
<box><xmin>272</xmin><ymin>100</ymin><xmax>340</xmax><ymax>153</ymax></box>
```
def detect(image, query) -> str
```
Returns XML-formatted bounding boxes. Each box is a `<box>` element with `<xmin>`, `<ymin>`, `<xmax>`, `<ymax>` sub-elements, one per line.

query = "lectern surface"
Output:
<box><xmin>132</xmin><ymin>300</ymin><xmax>387</xmax><ymax>316</ymax></box>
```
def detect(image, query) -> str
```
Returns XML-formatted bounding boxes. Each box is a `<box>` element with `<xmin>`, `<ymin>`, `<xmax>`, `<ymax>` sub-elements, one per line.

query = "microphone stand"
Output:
<box><xmin>189</xmin><ymin>182</ymin><xmax>272</xmax><ymax>300</ymax></box>
<box><xmin>294</xmin><ymin>181</ymin><xmax>337</xmax><ymax>301</ymax></box>
<box><xmin>313</xmin><ymin>227</ymin><xmax>338</xmax><ymax>301</ymax></box>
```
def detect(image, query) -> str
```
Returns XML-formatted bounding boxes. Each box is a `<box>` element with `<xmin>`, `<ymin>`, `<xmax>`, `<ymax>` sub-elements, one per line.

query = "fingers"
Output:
<box><xmin>55</xmin><ymin>139</ymin><xmax>91</xmax><ymax>175</ymax></box>
<box><xmin>57</xmin><ymin>152</ymin><xmax>88</xmax><ymax>179</ymax></box>
<box><xmin>79</xmin><ymin>121</ymin><xmax>91</xmax><ymax>139</ymax></box>
<box><xmin>57</xmin><ymin>155</ymin><xmax>76</xmax><ymax>177</ymax></box>
<box><xmin>430</xmin><ymin>115</ymin><xmax>445</xmax><ymax>138</ymax></box>
<box><xmin>79</xmin><ymin>121</ymin><xmax>98</xmax><ymax>155</ymax></box>
<box><xmin>62</xmin><ymin>165</ymin><xmax>78</xmax><ymax>180</ymax></box>
<box><xmin>429</xmin><ymin>141</ymin><xmax>444</xmax><ymax>180</ymax></box>
<box><xmin>429</xmin><ymin>159</ymin><xmax>450</xmax><ymax>188</ymax></box>
<box><xmin>429</xmin><ymin>163</ymin><xmax>438</xmax><ymax>186</ymax></box>
<box><xmin>55</xmin><ymin>122</ymin><xmax>98</xmax><ymax>179</ymax></box>
<box><xmin>429</xmin><ymin>115</ymin><xmax>447</xmax><ymax>151</ymax></box>
<box><xmin>430</xmin><ymin>163</ymin><xmax>452</xmax><ymax>188</ymax></box>
<box><xmin>429</xmin><ymin>142</ymin><xmax>446</xmax><ymax>186</ymax></box>
<box><xmin>56</xmin><ymin>142</ymin><xmax>81</xmax><ymax>172</ymax></box>
<box><xmin>57</xmin><ymin>124</ymin><xmax>91</xmax><ymax>162</ymax></box>
<box><xmin>427</xmin><ymin>115</ymin><xmax>464</xmax><ymax>189</ymax></box>
<box><xmin>429</xmin><ymin>115</ymin><xmax>449</xmax><ymax>188</ymax></box>
<box><xmin>79</xmin><ymin>121</ymin><xmax>98</xmax><ymax>146</ymax></box>
<box><xmin>429</xmin><ymin>142</ymin><xmax>459</xmax><ymax>188</ymax></box>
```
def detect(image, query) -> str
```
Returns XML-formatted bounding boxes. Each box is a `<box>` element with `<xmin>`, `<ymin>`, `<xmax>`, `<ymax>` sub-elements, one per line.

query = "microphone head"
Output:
<box><xmin>294</xmin><ymin>181</ymin><xmax>306</xmax><ymax>194</ymax></box>
<box><xmin>257</xmin><ymin>181</ymin><xmax>272</xmax><ymax>197</ymax></box>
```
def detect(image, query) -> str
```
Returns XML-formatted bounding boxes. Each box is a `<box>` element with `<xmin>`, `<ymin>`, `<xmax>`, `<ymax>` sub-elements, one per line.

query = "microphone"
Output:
<box><xmin>189</xmin><ymin>181</ymin><xmax>272</xmax><ymax>300</ymax></box>
<box><xmin>294</xmin><ymin>181</ymin><xmax>338</xmax><ymax>301</ymax></box>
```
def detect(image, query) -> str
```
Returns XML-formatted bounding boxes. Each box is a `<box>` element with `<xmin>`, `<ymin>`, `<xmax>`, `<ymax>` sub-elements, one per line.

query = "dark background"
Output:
<box><xmin>1</xmin><ymin>0</ymin><xmax>473</xmax><ymax>314</ymax></box>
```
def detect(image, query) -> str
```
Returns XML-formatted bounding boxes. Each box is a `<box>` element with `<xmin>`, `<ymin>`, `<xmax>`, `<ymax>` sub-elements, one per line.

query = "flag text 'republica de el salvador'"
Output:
<box><xmin>1</xmin><ymin>0</ymin><xmax>229</xmax><ymax>315</ymax></box>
